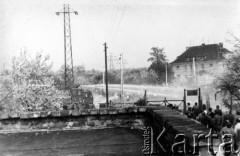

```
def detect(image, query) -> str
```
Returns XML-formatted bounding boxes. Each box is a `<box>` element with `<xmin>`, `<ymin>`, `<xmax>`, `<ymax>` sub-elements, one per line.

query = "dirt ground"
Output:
<box><xmin>0</xmin><ymin>128</ymin><xmax>145</xmax><ymax>156</ymax></box>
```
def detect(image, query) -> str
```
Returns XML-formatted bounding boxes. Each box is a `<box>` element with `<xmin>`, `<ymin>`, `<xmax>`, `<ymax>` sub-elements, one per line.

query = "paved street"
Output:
<box><xmin>0</xmin><ymin>128</ymin><xmax>144</xmax><ymax>156</ymax></box>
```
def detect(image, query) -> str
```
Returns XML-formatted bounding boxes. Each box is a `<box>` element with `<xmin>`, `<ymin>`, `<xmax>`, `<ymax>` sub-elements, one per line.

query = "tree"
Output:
<box><xmin>12</xmin><ymin>51</ymin><xmax>53</xmax><ymax>84</ymax></box>
<box><xmin>74</xmin><ymin>65</ymin><xmax>85</xmax><ymax>76</ymax></box>
<box><xmin>226</xmin><ymin>31</ymin><xmax>240</xmax><ymax>53</ymax></box>
<box><xmin>147</xmin><ymin>47</ymin><xmax>167</xmax><ymax>64</ymax></box>
<box><xmin>0</xmin><ymin>51</ymin><xmax>69</xmax><ymax>112</ymax></box>
<box><xmin>215</xmin><ymin>31</ymin><xmax>240</xmax><ymax>113</ymax></box>
<box><xmin>215</xmin><ymin>54</ymin><xmax>240</xmax><ymax>113</ymax></box>
<box><xmin>215</xmin><ymin>29</ymin><xmax>240</xmax><ymax>113</ymax></box>
<box><xmin>147</xmin><ymin>47</ymin><xmax>173</xmax><ymax>84</ymax></box>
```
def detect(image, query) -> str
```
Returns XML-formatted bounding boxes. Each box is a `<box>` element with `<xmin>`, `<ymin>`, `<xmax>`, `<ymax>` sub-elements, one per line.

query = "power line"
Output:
<box><xmin>98</xmin><ymin>1</ymin><xmax>112</xmax><ymax>15</ymax></box>
<box><xmin>118</xmin><ymin>53</ymin><xmax>128</xmax><ymax>102</ymax></box>
<box><xmin>105</xmin><ymin>2</ymin><xmax>118</xmax><ymax>41</ymax></box>
<box><xmin>109</xmin><ymin>4</ymin><xmax>127</xmax><ymax>44</ymax></box>
<box><xmin>80</xmin><ymin>7</ymin><xmax>99</xmax><ymax>52</ymax></box>
<box><xmin>107</xmin><ymin>0</ymin><xmax>121</xmax><ymax>42</ymax></box>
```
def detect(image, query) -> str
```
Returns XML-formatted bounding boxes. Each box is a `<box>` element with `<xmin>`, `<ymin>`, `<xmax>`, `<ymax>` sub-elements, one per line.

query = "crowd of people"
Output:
<box><xmin>186</xmin><ymin>103</ymin><xmax>224</xmax><ymax>131</ymax></box>
<box><xmin>186</xmin><ymin>102</ymin><xmax>240</xmax><ymax>150</ymax></box>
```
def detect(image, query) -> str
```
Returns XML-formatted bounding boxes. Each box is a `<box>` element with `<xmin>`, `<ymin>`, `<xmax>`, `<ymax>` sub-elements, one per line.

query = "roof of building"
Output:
<box><xmin>171</xmin><ymin>43</ymin><xmax>232</xmax><ymax>64</ymax></box>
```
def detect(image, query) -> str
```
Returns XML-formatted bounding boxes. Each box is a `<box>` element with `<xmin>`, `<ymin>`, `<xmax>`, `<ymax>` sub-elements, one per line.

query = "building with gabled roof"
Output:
<box><xmin>171</xmin><ymin>43</ymin><xmax>232</xmax><ymax>85</ymax></box>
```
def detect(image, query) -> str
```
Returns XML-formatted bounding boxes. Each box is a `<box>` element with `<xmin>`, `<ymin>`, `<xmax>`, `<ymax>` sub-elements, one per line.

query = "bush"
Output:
<box><xmin>0</xmin><ymin>51</ymin><xmax>69</xmax><ymax>112</ymax></box>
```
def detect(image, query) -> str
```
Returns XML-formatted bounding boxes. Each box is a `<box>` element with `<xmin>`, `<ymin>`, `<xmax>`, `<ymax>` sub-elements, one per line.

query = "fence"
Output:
<box><xmin>147</xmin><ymin>97</ymin><xmax>185</xmax><ymax>111</ymax></box>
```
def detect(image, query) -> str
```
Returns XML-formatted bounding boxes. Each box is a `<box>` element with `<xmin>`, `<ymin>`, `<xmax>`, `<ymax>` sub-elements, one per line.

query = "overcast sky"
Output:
<box><xmin>0</xmin><ymin>0</ymin><xmax>240</xmax><ymax>71</ymax></box>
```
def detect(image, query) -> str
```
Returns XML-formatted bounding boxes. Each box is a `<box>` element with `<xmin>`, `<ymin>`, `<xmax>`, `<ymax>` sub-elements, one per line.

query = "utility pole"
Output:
<box><xmin>109</xmin><ymin>53</ymin><xmax>114</xmax><ymax>70</ymax></box>
<box><xmin>56</xmin><ymin>4</ymin><xmax>78</xmax><ymax>90</ymax></box>
<box><xmin>165</xmin><ymin>63</ymin><xmax>168</xmax><ymax>86</ymax></box>
<box><xmin>120</xmin><ymin>53</ymin><xmax>124</xmax><ymax>102</ymax></box>
<box><xmin>108</xmin><ymin>54</ymin><xmax>118</xmax><ymax>71</ymax></box>
<box><xmin>104</xmin><ymin>43</ymin><xmax>109</xmax><ymax>108</ymax></box>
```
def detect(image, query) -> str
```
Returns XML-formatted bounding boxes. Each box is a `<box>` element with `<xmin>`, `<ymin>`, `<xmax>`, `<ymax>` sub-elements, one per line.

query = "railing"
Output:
<box><xmin>99</xmin><ymin>102</ymin><xmax>135</xmax><ymax>108</ymax></box>
<box><xmin>147</xmin><ymin>97</ymin><xmax>184</xmax><ymax>111</ymax></box>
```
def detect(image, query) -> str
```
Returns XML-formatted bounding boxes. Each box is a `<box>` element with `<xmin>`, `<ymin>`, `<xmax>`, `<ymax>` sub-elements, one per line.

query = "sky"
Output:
<box><xmin>0</xmin><ymin>0</ymin><xmax>240</xmax><ymax>71</ymax></box>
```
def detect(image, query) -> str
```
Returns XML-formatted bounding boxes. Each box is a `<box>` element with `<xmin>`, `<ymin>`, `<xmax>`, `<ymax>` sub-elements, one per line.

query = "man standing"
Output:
<box><xmin>187</xmin><ymin>103</ymin><xmax>192</xmax><ymax>111</ymax></box>
<box><xmin>214</xmin><ymin>105</ymin><xmax>223</xmax><ymax>116</ymax></box>
<box><xmin>223</xmin><ymin>112</ymin><xmax>235</xmax><ymax>127</ymax></box>
<box><xmin>214</xmin><ymin>105</ymin><xmax>223</xmax><ymax>133</ymax></box>
<box><xmin>186</xmin><ymin>103</ymin><xmax>193</xmax><ymax>118</ymax></box>
<box><xmin>193</xmin><ymin>102</ymin><xmax>200</xmax><ymax>118</ymax></box>
<box><xmin>220</xmin><ymin>120</ymin><xmax>235</xmax><ymax>137</ymax></box>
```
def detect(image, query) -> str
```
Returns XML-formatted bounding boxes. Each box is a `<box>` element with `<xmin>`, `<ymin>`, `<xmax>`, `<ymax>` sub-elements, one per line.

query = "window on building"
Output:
<box><xmin>195</xmin><ymin>56</ymin><xmax>207</xmax><ymax>61</ymax></box>
<box><xmin>201</xmin><ymin>64</ymin><xmax>204</xmax><ymax>69</ymax></box>
<box><xmin>210</xmin><ymin>64</ymin><xmax>213</xmax><ymax>67</ymax></box>
<box><xmin>190</xmin><ymin>65</ymin><xmax>192</xmax><ymax>70</ymax></box>
<box><xmin>176</xmin><ymin>66</ymin><xmax>180</xmax><ymax>69</ymax></box>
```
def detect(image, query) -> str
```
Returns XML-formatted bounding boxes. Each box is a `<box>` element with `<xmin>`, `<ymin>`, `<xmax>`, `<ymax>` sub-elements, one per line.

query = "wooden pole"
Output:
<box><xmin>120</xmin><ymin>53</ymin><xmax>124</xmax><ymax>103</ymax></box>
<box><xmin>165</xmin><ymin>64</ymin><xmax>168</xmax><ymax>86</ymax></box>
<box><xmin>199</xmin><ymin>88</ymin><xmax>202</xmax><ymax>110</ymax></box>
<box><xmin>183</xmin><ymin>89</ymin><xmax>186</xmax><ymax>114</ymax></box>
<box><xmin>104</xmin><ymin>43</ymin><xmax>109</xmax><ymax>108</ymax></box>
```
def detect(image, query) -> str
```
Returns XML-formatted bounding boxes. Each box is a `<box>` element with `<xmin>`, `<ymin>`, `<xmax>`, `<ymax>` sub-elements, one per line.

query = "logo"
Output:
<box><xmin>142</xmin><ymin>127</ymin><xmax>154</xmax><ymax>155</ymax></box>
<box><xmin>142</xmin><ymin>127</ymin><xmax>240</xmax><ymax>155</ymax></box>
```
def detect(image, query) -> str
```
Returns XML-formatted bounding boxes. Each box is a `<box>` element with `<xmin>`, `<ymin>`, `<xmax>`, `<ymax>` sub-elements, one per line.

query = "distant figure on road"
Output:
<box><xmin>186</xmin><ymin>103</ymin><xmax>193</xmax><ymax>118</ymax></box>
<box><xmin>187</xmin><ymin>103</ymin><xmax>192</xmax><ymax>111</ymax></box>
<box><xmin>214</xmin><ymin>105</ymin><xmax>223</xmax><ymax>116</ymax></box>
<box><xmin>109</xmin><ymin>100</ymin><xmax>113</xmax><ymax>107</ymax></box>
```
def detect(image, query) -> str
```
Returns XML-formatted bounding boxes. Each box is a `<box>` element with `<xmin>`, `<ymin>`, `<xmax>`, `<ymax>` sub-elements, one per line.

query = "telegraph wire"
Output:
<box><xmin>80</xmin><ymin>7</ymin><xmax>99</xmax><ymax>51</ymax></box>
<box><xmin>109</xmin><ymin>4</ymin><xmax>127</xmax><ymax>44</ymax></box>
<box><xmin>98</xmin><ymin>0</ymin><xmax>112</xmax><ymax>15</ymax></box>
<box><xmin>71</xmin><ymin>1</ymin><xmax>127</xmax><ymax>54</ymax></box>
<box><xmin>106</xmin><ymin>1</ymin><xmax>118</xmax><ymax>34</ymax></box>
<box><xmin>107</xmin><ymin>0</ymin><xmax>121</xmax><ymax>42</ymax></box>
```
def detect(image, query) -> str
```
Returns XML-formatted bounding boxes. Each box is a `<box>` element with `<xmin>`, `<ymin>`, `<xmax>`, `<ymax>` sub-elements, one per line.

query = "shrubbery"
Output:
<box><xmin>0</xmin><ymin>51</ymin><xmax>69</xmax><ymax>113</ymax></box>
